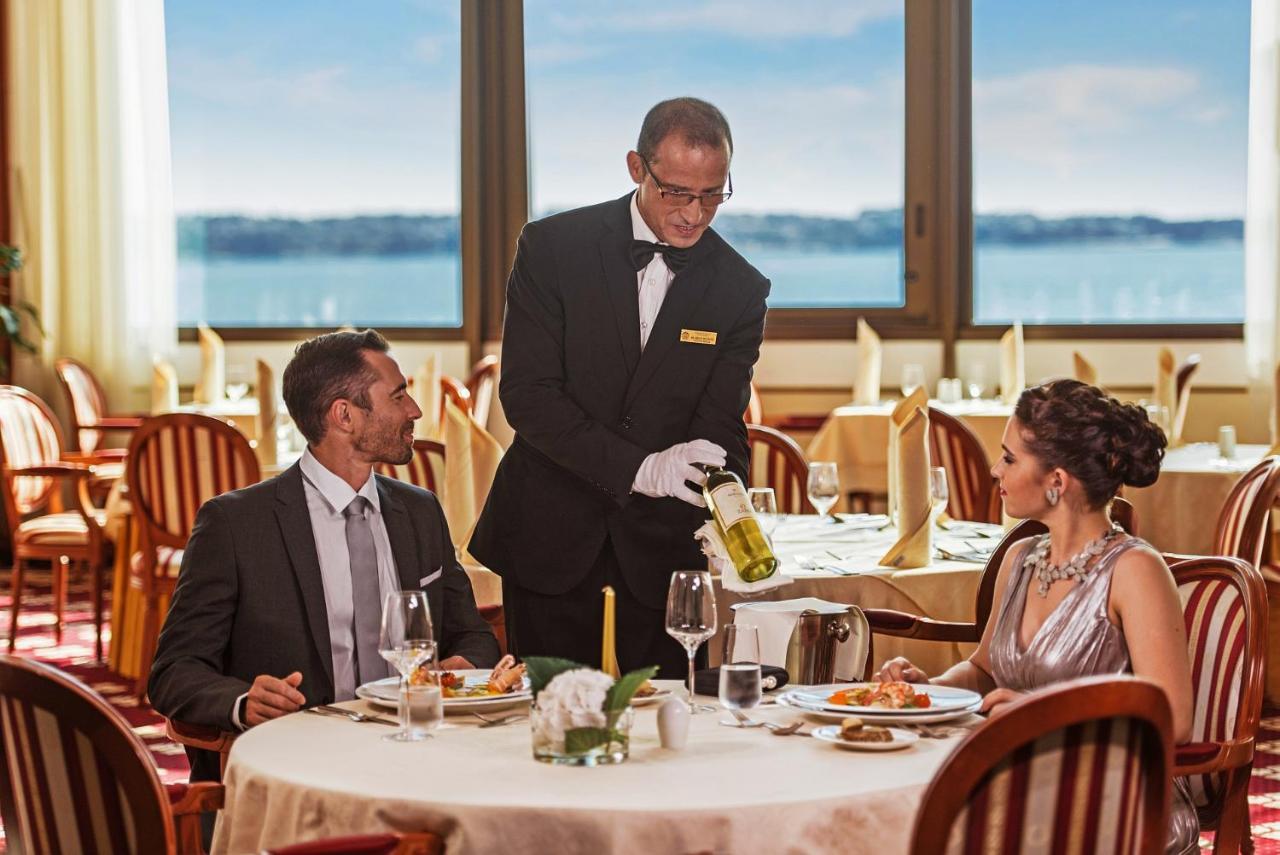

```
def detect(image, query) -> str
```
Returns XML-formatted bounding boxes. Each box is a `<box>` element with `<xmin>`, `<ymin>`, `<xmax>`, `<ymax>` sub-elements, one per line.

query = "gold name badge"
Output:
<box><xmin>680</xmin><ymin>329</ymin><xmax>718</xmax><ymax>345</ymax></box>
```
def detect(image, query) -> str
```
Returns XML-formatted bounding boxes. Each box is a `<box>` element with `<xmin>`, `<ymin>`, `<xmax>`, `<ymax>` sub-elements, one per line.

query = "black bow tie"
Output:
<box><xmin>630</xmin><ymin>239</ymin><xmax>690</xmax><ymax>273</ymax></box>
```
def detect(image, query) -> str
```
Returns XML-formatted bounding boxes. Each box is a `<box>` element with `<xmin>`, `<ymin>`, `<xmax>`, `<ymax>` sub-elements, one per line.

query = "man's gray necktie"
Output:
<box><xmin>344</xmin><ymin>496</ymin><xmax>387</xmax><ymax>685</ymax></box>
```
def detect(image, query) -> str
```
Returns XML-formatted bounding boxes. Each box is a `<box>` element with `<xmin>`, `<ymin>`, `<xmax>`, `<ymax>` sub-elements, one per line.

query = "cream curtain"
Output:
<box><xmin>1246</xmin><ymin>0</ymin><xmax>1280</xmax><ymax>379</ymax></box>
<box><xmin>8</xmin><ymin>0</ymin><xmax>177</xmax><ymax>410</ymax></box>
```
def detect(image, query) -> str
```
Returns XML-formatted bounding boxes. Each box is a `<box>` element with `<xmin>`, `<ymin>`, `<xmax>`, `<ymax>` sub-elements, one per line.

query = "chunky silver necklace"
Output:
<box><xmin>1025</xmin><ymin>525</ymin><xmax>1124</xmax><ymax>598</ymax></box>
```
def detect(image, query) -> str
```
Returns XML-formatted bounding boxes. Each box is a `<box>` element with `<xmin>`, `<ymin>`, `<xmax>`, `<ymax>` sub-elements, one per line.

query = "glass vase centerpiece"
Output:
<box><xmin>525</xmin><ymin>656</ymin><xmax>657</xmax><ymax>766</ymax></box>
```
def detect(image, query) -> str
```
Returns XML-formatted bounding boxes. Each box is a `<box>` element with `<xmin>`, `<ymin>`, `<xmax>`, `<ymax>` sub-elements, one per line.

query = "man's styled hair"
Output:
<box><xmin>282</xmin><ymin>328</ymin><xmax>390</xmax><ymax>444</ymax></box>
<box><xmin>636</xmin><ymin>97</ymin><xmax>733</xmax><ymax>162</ymax></box>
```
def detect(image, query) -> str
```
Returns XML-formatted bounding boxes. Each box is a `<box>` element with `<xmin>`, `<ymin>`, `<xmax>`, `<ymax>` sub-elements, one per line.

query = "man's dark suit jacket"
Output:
<box><xmin>470</xmin><ymin>192</ymin><xmax>770</xmax><ymax>610</ymax></box>
<box><xmin>149</xmin><ymin>462</ymin><xmax>500</xmax><ymax>781</ymax></box>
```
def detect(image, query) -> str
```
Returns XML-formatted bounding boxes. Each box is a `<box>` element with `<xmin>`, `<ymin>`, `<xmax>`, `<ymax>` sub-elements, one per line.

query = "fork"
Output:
<box><xmin>763</xmin><ymin>720</ymin><xmax>806</xmax><ymax>736</ymax></box>
<box><xmin>472</xmin><ymin>712</ymin><xmax>527</xmax><ymax>728</ymax></box>
<box><xmin>724</xmin><ymin>708</ymin><xmax>764</xmax><ymax>728</ymax></box>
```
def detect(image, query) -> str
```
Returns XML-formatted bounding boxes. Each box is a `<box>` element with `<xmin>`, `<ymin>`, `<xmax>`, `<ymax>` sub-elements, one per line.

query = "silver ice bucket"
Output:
<box><xmin>785</xmin><ymin>605</ymin><xmax>869</xmax><ymax>684</ymax></box>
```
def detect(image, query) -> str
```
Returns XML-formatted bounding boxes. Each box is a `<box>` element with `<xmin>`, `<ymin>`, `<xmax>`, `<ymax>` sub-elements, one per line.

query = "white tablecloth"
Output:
<box><xmin>213</xmin><ymin>696</ymin><xmax>971</xmax><ymax>855</ymax></box>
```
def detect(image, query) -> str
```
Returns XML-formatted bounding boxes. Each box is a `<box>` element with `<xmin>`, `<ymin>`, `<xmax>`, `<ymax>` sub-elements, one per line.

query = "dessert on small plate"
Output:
<box><xmin>811</xmin><ymin>717</ymin><xmax>919</xmax><ymax>752</ymax></box>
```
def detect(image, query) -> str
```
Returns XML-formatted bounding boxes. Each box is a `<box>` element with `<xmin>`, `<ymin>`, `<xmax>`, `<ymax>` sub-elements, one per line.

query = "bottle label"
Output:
<box><xmin>709</xmin><ymin>482</ymin><xmax>753</xmax><ymax>529</ymax></box>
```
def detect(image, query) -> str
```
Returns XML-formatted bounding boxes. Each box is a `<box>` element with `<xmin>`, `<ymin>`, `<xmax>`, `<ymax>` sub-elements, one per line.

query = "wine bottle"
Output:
<box><xmin>702</xmin><ymin>466</ymin><xmax>779</xmax><ymax>583</ymax></box>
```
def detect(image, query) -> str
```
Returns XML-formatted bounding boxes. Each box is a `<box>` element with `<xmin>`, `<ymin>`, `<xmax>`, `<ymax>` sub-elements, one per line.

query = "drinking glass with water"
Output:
<box><xmin>719</xmin><ymin>624</ymin><xmax>763</xmax><ymax>716</ymax></box>
<box><xmin>378</xmin><ymin>591</ymin><xmax>441</xmax><ymax>741</ymax></box>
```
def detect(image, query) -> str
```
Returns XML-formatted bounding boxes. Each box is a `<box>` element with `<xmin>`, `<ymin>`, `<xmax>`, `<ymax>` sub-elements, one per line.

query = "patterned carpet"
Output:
<box><xmin>0</xmin><ymin>567</ymin><xmax>1278</xmax><ymax>852</ymax></box>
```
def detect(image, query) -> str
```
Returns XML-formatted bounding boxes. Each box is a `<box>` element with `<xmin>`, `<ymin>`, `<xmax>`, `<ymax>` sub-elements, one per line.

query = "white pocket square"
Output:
<box><xmin>419</xmin><ymin>567</ymin><xmax>442</xmax><ymax>587</ymax></box>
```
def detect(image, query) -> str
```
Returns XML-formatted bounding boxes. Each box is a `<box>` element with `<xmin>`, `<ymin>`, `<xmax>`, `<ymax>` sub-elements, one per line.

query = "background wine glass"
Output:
<box><xmin>900</xmin><ymin>363</ymin><xmax>925</xmax><ymax>398</ymax></box>
<box><xmin>378</xmin><ymin>591</ymin><xmax>440</xmax><ymax>742</ymax></box>
<box><xmin>719</xmin><ymin>624</ymin><xmax>762</xmax><ymax>719</ymax></box>
<box><xmin>665</xmin><ymin>571</ymin><xmax>718</xmax><ymax>714</ymax></box>
<box><xmin>929</xmin><ymin>466</ymin><xmax>950</xmax><ymax>528</ymax></box>
<box><xmin>806</xmin><ymin>461</ymin><xmax>840</xmax><ymax>523</ymax></box>
<box><xmin>747</xmin><ymin>487</ymin><xmax>779</xmax><ymax>539</ymax></box>
<box><xmin>966</xmin><ymin>363</ymin><xmax>987</xmax><ymax>400</ymax></box>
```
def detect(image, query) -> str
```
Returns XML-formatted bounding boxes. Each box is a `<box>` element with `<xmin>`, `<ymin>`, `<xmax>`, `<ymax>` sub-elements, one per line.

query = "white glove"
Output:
<box><xmin>631</xmin><ymin>439</ymin><xmax>727</xmax><ymax>508</ymax></box>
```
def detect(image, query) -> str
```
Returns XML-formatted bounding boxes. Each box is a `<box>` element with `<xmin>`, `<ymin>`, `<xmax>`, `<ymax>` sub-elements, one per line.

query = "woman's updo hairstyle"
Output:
<box><xmin>1013</xmin><ymin>379</ymin><xmax>1166</xmax><ymax>509</ymax></box>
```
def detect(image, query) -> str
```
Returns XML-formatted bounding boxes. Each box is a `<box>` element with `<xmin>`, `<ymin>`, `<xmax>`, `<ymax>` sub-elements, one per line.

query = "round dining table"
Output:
<box><xmin>212</xmin><ymin>694</ymin><xmax>974</xmax><ymax>855</ymax></box>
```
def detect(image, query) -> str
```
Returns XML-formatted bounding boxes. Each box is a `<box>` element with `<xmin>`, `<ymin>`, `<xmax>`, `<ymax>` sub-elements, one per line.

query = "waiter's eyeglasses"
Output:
<box><xmin>640</xmin><ymin>156</ymin><xmax>733</xmax><ymax>208</ymax></box>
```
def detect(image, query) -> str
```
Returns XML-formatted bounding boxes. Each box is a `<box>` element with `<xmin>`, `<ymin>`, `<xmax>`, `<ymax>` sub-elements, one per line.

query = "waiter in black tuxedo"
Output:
<box><xmin>470</xmin><ymin>97</ymin><xmax>769</xmax><ymax>676</ymax></box>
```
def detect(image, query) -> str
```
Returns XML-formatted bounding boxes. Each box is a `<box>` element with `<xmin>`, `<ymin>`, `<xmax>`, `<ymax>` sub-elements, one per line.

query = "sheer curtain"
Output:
<box><xmin>1246</xmin><ymin>0</ymin><xmax>1280</xmax><ymax>381</ymax></box>
<box><xmin>7</xmin><ymin>0</ymin><xmax>176</xmax><ymax>411</ymax></box>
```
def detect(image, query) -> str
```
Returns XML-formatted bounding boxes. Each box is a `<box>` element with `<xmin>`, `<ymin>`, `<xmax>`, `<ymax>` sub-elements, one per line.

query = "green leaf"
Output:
<box><xmin>15</xmin><ymin>301</ymin><xmax>44</xmax><ymax>337</ymax></box>
<box><xmin>604</xmin><ymin>665</ymin><xmax>659</xmax><ymax>714</ymax></box>
<box><xmin>564</xmin><ymin>726</ymin><xmax>610</xmax><ymax>754</ymax></box>
<box><xmin>523</xmin><ymin>656</ymin><xmax>586</xmax><ymax>698</ymax></box>
<box><xmin>0</xmin><ymin>245</ymin><xmax>21</xmax><ymax>275</ymax></box>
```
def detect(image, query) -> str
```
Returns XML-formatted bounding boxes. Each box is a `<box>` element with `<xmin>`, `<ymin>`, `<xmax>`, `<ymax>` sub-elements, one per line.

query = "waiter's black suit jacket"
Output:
<box><xmin>470</xmin><ymin>193</ymin><xmax>770</xmax><ymax>609</ymax></box>
<box><xmin>148</xmin><ymin>462</ymin><xmax>499</xmax><ymax>782</ymax></box>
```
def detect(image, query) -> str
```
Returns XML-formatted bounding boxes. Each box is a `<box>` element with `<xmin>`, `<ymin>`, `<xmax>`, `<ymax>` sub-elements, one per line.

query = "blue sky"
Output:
<box><xmin>165</xmin><ymin>1</ymin><xmax>1250</xmax><ymax>220</ymax></box>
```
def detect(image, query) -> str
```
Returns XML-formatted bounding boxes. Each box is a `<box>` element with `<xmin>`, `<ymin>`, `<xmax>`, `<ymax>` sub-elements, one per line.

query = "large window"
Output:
<box><xmin>523</xmin><ymin>1</ymin><xmax>906</xmax><ymax>310</ymax></box>
<box><xmin>970</xmin><ymin>0</ymin><xmax>1249</xmax><ymax>327</ymax></box>
<box><xmin>165</xmin><ymin>1</ymin><xmax>462</xmax><ymax>330</ymax></box>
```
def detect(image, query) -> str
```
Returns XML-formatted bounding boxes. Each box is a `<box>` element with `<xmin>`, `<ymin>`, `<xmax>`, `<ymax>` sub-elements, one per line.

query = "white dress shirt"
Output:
<box><xmin>631</xmin><ymin>193</ymin><xmax>677</xmax><ymax>351</ymax></box>
<box><xmin>232</xmin><ymin>449</ymin><xmax>400</xmax><ymax>727</ymax></box>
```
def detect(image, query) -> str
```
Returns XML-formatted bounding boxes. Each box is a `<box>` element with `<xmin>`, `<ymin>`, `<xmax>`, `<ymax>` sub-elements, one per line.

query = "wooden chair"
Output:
<box><xmin>126</xmin><ymin>414</ymin><xmax>260</xmax><ymax>696</ymax></box>
<box><xmin>375</xmin><ymin>439</ymin><xmax>446</xmax><ymax>493</ymax></box>
<box><xmin>440</xmin><ymin>375</ymin><xmax>471</xmax><ymax>421</ymax></box>
<box><xmin>54</xmin><ymin>356</ymin><xmax>144</xmax><ymax>453</ymax></box>
<box><xmin>1212</xmin><ymin>455</ymin><xmax>1280</xmax><ymax>569</ymax></box>
<box><xmin>746</xmin><ymin>424</ymin><xmax>808</xmax><ymax>514</ymax></box>
<box><xmin>744</xmin><ymin>381</ymin><xmax>764</xmax><ymax>424</ymax></box>
<box><xmin>0</xmin><ymin>655</ymin><xmax>222</xmax><ymax>854</ymax></box>
<box><xmin>1171</xmin><ymin>353</ymin><xmax>1202</xmax><ymax>444</ymax></box>
<box><xmin>264</xmin><ymin>832</ymin><xmax>444</xmax><ymax>855</ymax></box>
<box><xmin>1166</xmin><ymin>556</ymin><xmax>1265</xmax><ymax>854</ymax></box>
<box><xmin>0</xmin><ymin>386</ymin><xmax>110</xmax><ymax>659</ymax></box>
<box><xmin>910</xmin><ymin>675</ymin><xmax>1173</xmax><ymax>854</ymax></box>
<box><xmin>465</xmin><ymin>354</ymin><xmax>499</xmax><ymax>430</ymax></box>
<box><xmin>928</xmin><ymin>406</ymin><xmax>1000</xmax><ymax>523</ymax></box>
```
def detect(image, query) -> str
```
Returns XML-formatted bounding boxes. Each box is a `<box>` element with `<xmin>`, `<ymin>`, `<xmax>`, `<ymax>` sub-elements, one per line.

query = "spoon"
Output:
<box><xmin>763</xmin><ymin>720</ymin><xmax>805</xmax><ymax>736</ymax></box>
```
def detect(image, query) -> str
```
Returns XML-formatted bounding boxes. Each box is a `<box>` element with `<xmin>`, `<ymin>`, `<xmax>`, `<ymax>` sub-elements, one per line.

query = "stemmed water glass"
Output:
<box><xmin>900</xmin><ymin>364</ymin><xmax>925</xmax><ymax>398</ymax></box>
<box><xmin>929</xmin><ymin>466</ymin><xmax>950</xmax><ymax>529</ymax></box>
<box><xmin>378</xmin><ymin>591</ymin><xmax>440</xmax><ymax>742</ymax></box>
<box><xmin>747</xmin><ymin>487</ymin><xmax>779</xmax><ymax>540</ymax></box>
<box><xmin>665</xmin><ymin>571</ymin><xmax>718</xmax><ymax>714</ymax></box>
<box><xmin>807</xmin><ymin>461</ymin><xmax>840</xmax><ymax>523</ymax></box>
<box><xmin>719</xmin><ymin>624</ymin><xmax>762</xmax><ymax>721</ymax></box>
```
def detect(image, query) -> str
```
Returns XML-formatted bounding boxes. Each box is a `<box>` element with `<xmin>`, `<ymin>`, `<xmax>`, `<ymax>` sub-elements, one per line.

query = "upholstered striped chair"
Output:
<box><xmin>0</xmin><ymin>386</ymin><xmax>110</xmax><ymax>659</ymax></box>
<box><xmin>746</xmin><ymin>424</ymin><xmax>808</xmax><ymax>514</ymax></box>
<box><xmin>1166</xmin><ymin>555</ymin><xmax>1265</xmax><ymax>854</ymax></box>
<box><xmin>911</xmin><ymin>675</ymin><xmax>1173</xmax><ymax>855</ymax></box>
<box><xmin>375</xmin><ymin>439</ymin><xmax>446</xmax><ymax>494</ymax></box>
<box><xmin>54</xmin><ymin>357</ymin><xmax>144</xmax><ymax>454</ymax></box>
<box><xmin>927</xmin><ymin>407</ymin><xmax>1000</xmax><ymax>524</ymax></box>
<box><xmin>465</xmin><ymin>354</ymin><xmax>499</xmax><ymax>430</ymax></box>
<box><xmin>126</xmin><ymin>414</ymin><xmax>260</xmax><ymax>696</ymax></box>
<box><xmin>1212</xmin><ymin>455</ymin><xmax>1280</xmax><ymax>569</ymax></box>
<box><xmin>0</xmin><ymin>656</ymin><xmax>222</xmax><ymax>855</ymax></box>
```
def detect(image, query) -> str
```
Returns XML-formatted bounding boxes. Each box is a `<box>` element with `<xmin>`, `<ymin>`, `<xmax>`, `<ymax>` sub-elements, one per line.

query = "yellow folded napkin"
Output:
<box><xmin>151</xmin><ymin>358</ymin><xmax>178</xmax><ymax>414</ymax></box>
<box><xmin>999</xmin><ymin>322</ymin><xmax>1025</xmax><ymax>405</ymax></box>
<box><xmin>886</xmin><ymin>386</ymin><xmax>928</xmax><ymax>525</ymax></box>
<box><xmin>880</xmin><ymin>406</ymin><xmax>932</xmax><ymax>569</ymax></box>
<box><xmin>852</xmin><ymin>317</ymin><xmax>882</xmax><ymax>405</ymax></box>
<box><xmin>1072</xmin><ymin>351</ymin><xmax>1097</xmax><ymax>387</ymax></box>
<box><xmin>442</xmin><ymin>398</ymin><xmax>505</xmax><ymax>556</ymax></box>
<box><xmin>414</xmin><ymin>353</ymin><xmax>443</xmax><ymax>441</ymax></box>
<box><xmin>255</xmin><ymin>359</ymin><xmax>277</xmax><ymax>467</ymax></box>
<box><xmin>193</xmin><ymin>323</ymin><xmax>225</xmax><ymax>404</ymax></box>
<box><xmin>602</xmin><ymin>586</ymin><xmax>620</xmax><ymax>679</ymax></box>
<box><xmin>1154</xmin><ymin>347</ymin><xmax>1178</xmax><ymax>443</ymax></box>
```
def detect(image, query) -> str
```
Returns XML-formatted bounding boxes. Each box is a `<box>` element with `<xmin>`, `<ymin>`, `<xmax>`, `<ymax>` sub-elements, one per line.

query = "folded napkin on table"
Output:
<box><xmin>999</xmin><ymin>322</ymin><xmax>1025</xmax><ymax>405</ymax></box>
<box><xmin>886</xmin><ymin>386</ymin><xmax>927</xmax><ymax>527</ymax></box>
<box><xmin>151</xmin><ymin>358</ymin><xmax>178</xmax><ymax>414</ymax></box>
<box><xmin>193</xmin><ymin>322</ymin><xmax>225</xmax><ymax>404</ymax></box>
<box><xmin>1072</xmin><ymin>351</ymin><xmax>1098</xmax><ymax>387</ymax></box>
<box><xmin>443</xmin><ymin>398</ymin><xmax>504</xmax><ymax>558</ymax></box>
<box><xmin>852</xmin><ymin>317</ymin><xmax>882</xmax><ymax>405</ymax></box>
<box><xmin>694</xmin><ymin>521</ymin><xmax>791</xmax><ymax>594</ymax></box>
<box><xmin>880</xmin><ymin>406</ymin><xmax>932</xmax><ymax>569</ymax></box>
<box><xmin>731</xmin><ymin>598</ymin><xmax>863</xmax><ymax>682</ymax></box>
<box><xmin>255</xmin><ymin>359</ymin><xmax>278</xmax><ymax>467</ymax></box>
<box><xmin>1154</xmin><ymin>347</ymin><xmax>1178</xmax><ymax>444</ymax></box>
<box><xmin>414</xmin><ymin>352</ymin><xmax>443</xmax><ymax>441</ymax></box>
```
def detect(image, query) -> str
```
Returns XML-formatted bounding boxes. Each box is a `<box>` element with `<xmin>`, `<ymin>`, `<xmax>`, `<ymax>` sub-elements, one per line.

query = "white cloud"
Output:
<box><xmin>546</xmin><ymin>0</ymin><xmax>901</xmax><ymax>40</ymax></box>
<box><xmin>413</xmin><ymin>34</ymin><xmax>449</xmax><ymax>64</ymax></box>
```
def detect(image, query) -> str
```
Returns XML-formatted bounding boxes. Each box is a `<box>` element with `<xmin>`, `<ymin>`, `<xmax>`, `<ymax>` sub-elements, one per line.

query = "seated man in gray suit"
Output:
<box><xmin>150</xmin><ymin>329</ymin><xmax>500</xmax><ymax>784</ymax></box>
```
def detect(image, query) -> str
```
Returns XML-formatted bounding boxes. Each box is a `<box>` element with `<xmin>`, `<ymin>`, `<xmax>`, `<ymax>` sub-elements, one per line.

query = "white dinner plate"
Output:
<box><xmin>778</xmin><ymin>692</ymin><xmax>982</xmax><ymax>725</ymax></box>
<box><xmin>811</xmin><ymin>724</ymin><xmax>918</xmax><ymax>752</ymax></box>
<box><xmin>356</xmin><ymin>670</ymin><xmax>531</xmax><ymax>714</ymax></box>
<box><xmin>786</xmin><ymin>683</ymin><xmax>981</xmax><ymax>715</ymax></box>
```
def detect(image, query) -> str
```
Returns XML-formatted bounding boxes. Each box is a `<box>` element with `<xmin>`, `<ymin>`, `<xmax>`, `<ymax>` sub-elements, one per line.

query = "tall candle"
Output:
<box><xmin>601</xmin><ymin>585</ymin><xmax>620</xmax><ymax>678</ymax></box>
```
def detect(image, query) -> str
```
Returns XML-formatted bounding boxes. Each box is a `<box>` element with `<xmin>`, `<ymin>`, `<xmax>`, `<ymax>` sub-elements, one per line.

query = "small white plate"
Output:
<box><xmin>778</xmin><ymin>693</ymin><xmax>982</xmax><ymax>725</ymax></box>
<box><xmin>811</xmin><ymin>724</ymin><xmax>918</xmax><ymax>752</ymax></box>
<box><xmin>786</xmin><ymin>683</ymin><xmax>981</xmax><ymax>715</ymax></box>
<box><xmin>629</xmin><ymin>678</ymin><xmax>683</xmax><ymax>708</ymax></box>
<box><xmin>357</xmin><ymin>671</ymin><xmax>531</xmax><ymax>714</ymax></box>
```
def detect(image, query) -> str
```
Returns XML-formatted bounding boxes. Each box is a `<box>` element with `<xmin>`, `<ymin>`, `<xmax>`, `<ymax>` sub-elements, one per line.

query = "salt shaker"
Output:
<box><xmin>657</xmin><ymin>696</ymin><xmax>691</xmax><ymax>750</ymax></box>
<box><xmin>1218</xmin><ymin>425</ymin><xmax>1237</xmax><ymax>460</ymax></box>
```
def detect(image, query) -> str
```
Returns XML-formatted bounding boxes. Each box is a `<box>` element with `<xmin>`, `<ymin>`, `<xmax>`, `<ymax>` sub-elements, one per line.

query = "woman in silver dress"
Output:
<box><xmin>879</xmin><ymin>379</ymin><xmax>1198</xmax><ymax>853</ymax></box>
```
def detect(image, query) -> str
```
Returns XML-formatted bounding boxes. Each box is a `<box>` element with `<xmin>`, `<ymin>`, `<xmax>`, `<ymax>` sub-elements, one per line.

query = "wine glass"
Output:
<box><xmin>747</xmin><ymin>487</ymin><xmax>779</xmax><ymax>539</ymax></box>
<box><xmin>225</xmin><ymin>365</ymin><xmax>250</xmax><ymax>402</ymax></box>
<box><xmin>900</xmin><ymin>363</ymin><xmax>925</xmax><ymax>398</ymax></box>
<box><xmin>966</xmin><ymin>364</ymin><xmax>987</xmax><ymax>400</ymax></box>
<box><xmin>665</xmin><ymin>571</ymin><xmax>718</xmax><ymax>714</ymax></box>
<box><xmin>719</xmin><ymin>624</ymin><xmax>762</xmax><ymax>719</ymax></box>
<box><xmin>929</xmin><ymin>466</ymin><xmax>950</xmax><ymax>529</ymax></box>
<box><xmin>807</xmin><ymin>461</ymin><xmax>840</xmax><ymax>523</ymax></box>
<box><xmin>378</xmin><ymin>591</ymin><xmax>440</xmax><ymax>742</ymax></box>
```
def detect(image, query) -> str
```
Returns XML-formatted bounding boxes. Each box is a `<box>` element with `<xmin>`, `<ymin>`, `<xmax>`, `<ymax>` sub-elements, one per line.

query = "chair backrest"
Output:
<box><xmin>743</xmin><ymin>381</ymin><xmax>764</xmax><ymax>425</ymax></box>
<box><xmin>1171</xmin><ymin>354</ymin><xmax>1201</xmax><ymax>444</ymax></box>
<box><xmin>1213</xmin><ymin>455</ymin><xmax>1280</xmax><ymax>568</ymax></box>
<box><xmin>1171</xmin><ymin>555</ymin><xmax>1265</xmax><ymax>824</ymax></box>
<box><xmin>911</xmin><ymin>675</ymin><xmax>1172</xmax><ymax>855</ymax></box>
<box><xmin>0</xmin><ymin>656</ymin><xmax>173</xmax><ymax>854</ymax></box>
<box><xmin>927</xmin><ymin>407</ymin><xmax>999</xmax><ymax>523</ymax></box>
<box><xmin>0</xmin><ymin>386</ymin><xmax>65</xmax><ymax>520</ymax></box>
<box><xmin>125</xmin><ymin>414</ymin><xmax>261</xmax><ymax>550</ymax></box>
<box><xmin>465</xmin><ymin>355</ymin><xmax>499</xmax><ymax>429</ymax></box>
<box><xmin>746</xmin><ymin>424</ymin><xmax>808</xmax><ymax>514</ymax></box>
<box><xmin>54</xmin><ymin>357</ymin><xmax>109</xmax><ymax>452</ymax></box>
<box><xmin>440</xmin><ymin>375</ymin><xmax>471</xmax><ymax>422</ymax></box>
<box><xmin>374</xmin><ymin>439</ymin><xmax>446</xmax><ymax>494</ymax></box>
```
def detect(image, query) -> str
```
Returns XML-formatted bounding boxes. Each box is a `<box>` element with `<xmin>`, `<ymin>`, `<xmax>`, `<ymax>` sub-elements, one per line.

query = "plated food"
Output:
<box><xmin>837</xmin><ymin>716</ymin><xmax>892</xmax><ymax>743</ymax></box>
<box><xmin>411</xmin><ymin>655</ymin><xmax>527</xmax><ymax>699</ymax></box>
<box><xmin>826</xmin><ymin>681</ymin><xmax>931</xmax><ymax>710</ymax></box>
<box><xmin>778</xmin><ymin>682</ymin><xmax>982</xmax><ymax>725</ymax></box>
<box><xmin>811</xmin><ymin>723</ymin><xmax>918</xmax><ymax>752</ymax></box>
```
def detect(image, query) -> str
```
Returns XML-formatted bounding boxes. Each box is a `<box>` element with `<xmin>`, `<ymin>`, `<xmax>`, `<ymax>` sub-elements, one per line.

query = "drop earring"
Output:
<box><xmin>1045</xmin><ymin>487</ymin><xmax>1060</xmax><ymax>506</ymax></box>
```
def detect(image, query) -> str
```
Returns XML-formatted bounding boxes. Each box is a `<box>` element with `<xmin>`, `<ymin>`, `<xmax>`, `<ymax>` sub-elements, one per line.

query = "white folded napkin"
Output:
<box><xmin>999</xmin><ymin>322</ymin><xmax>1025</xmax><ymax>405</ymax></box>
<box><xmin>194</xmin><ymin>322</ymin><xmax>225</xmax><ymax>404</ymax></box>
<box><xmin>695</xmin><ymin>522</ymin><xmax>791</xmax><ymax>595</ymax></box>
<box><xmin>852</xmin><ymin>317</ymin><xmax>882</xmax><ymax>405</ymax></box>
<box><xmin>1155</xmin><ymin>347</ymin><xmax>1178</xmax><ymax>443</ymax></box>
<box><xmin>151</xmin><ymin>358</ymin><xmax>178</xmax><ymax>414</ymax></box>
<box><xmin>255</xmin><ymin>359</ymin><xmax>278</xmax><ymax>466</ymax></box>
<box><xmin>731</xmin><ymin>598</ymin><xmax>862</xmax><ymax>682</ymax></box>
<box><xmin>1072</xmin><ymin>351</ymin><xmax>1097</xmax><ymax>387</ymax></box>
<box><xmin>415</xmin><ymin>353</ymin><xmax>443</xmax><ymax>441</ymax></box>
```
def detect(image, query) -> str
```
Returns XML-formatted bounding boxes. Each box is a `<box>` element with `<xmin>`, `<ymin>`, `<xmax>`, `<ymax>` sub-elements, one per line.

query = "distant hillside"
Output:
<box><xmin>177</xmin><ymin>210</ymin><xmax>1243</xmax><ymax>258</ymax></box>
